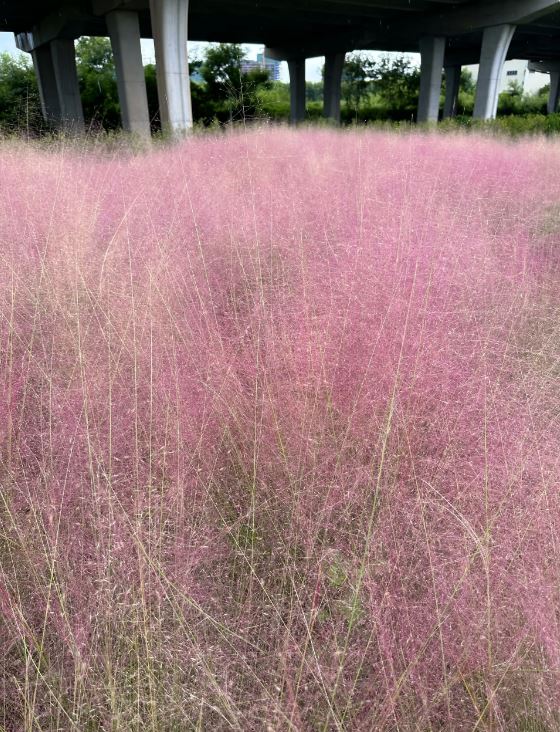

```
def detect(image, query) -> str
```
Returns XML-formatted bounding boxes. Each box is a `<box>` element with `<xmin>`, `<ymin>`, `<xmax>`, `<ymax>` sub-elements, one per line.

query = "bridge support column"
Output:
<box><xmin>418</xmin><ymin>36</ymin><xmax>445</xmax><ymax>123</ymax></box>
<box><xmin>149</xmin><ymin>0</ymin><xmax>192</xmax><ymax>133</ymax></box>
<box><xmin>31</xmin><ymin>44</ymin><xmax>61</xmax><ymax>125</ymax></box>
<box><xmin>323</xmin><ymin>52</ymin><xmax>345</xmax><ymax>123</ymax></box>
<box><xmin>443</xmin><ymin>65</ymin><xmax>461</xmax><ymax>119</ymax></box>
<box><xmin>107</xmin><ymin>10</ymin><xmax>151</xmax><ymax>136</ymax></box>
<box><xmin>32</xmin><ymin>40</ymin><xmax>83</xmax><ymax>132</ymax></box>
<box><xmin>473</xmin><ymin>24</ymin><xmax>516</xmax><ymax>119</ymax></box>
<box><xmin>548</xmin><ymin>71</ymin><xmax>560</xmax><ymax>114</ymax></box>
<box><xmin>288</xmin><ymin>59</ymin><xmax>306</xmax><ymax>124</ymax></box>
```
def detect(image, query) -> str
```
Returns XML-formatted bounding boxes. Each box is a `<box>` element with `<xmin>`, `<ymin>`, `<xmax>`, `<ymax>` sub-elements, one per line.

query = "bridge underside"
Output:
<box><xmin>3</xmin><ymin>1</ymin><xmax>560</xmax><ymax>62</ymax></box>
<box><xmin>2</xmin><ymin>0</ymin><xmax>560</xmax><ymax>132</ymax></box>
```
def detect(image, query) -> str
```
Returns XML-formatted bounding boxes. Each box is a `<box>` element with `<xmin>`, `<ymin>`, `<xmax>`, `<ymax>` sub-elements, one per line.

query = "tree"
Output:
<box><xmin>0</xmin><ymin>52</ymin><xmax>41</xmax><ymax>132</ymax></box>
<box><xmin>460</xmin><ymin>68</ymin><xmax>475</xmax><ymax>95</ymax></box>
<box><xmin>341</xmin><ymin>53</ymin><xmax>374</xmax><ymax>113</ymax></box>
<box><xmin>200</xmin><ymin>43</ymin><xmax>272</xmax><ymax>122</ymax></box>
<box><xmin>143</xmin><ymin>63</ymin><xmax>159</xmax><ymax>130</ymax></box>
<box><xmin>306</xmin><ymin>81</ymin><xmax>323</xmax><ymax>102</ymax></box>
<box><xmin>75</xmin><ymin>37</ymin><xmax>120</xmax><ymax>129</ymax></box>
<box><xmin>498</xmin><ymin>79</ymin><xmax>527</xmax><ymax>115</ymax></box>
<box><xmin>371</xmin><ymin>54</ymin><xmax>420</xmax><ymax>116</ymax></box>
<box><xmin>201</xmin><ymin>43</ymin><xmax>245</xmax><ymax>103</ymax></box>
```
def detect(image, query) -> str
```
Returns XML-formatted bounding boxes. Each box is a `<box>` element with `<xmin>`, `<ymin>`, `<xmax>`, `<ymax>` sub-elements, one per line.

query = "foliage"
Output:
<box><xmin>0</xmin><ymin>41</ymin><xmax>558</xmax><ymax>132</ymax></box>
<box><xmin>196</xmin><ymin>43</ymin><xmax>272</xmax><ymax>122</ymax></box>
<box><xmin>75</xmin><ymin>37</ymin><xmax>120</xmax><ymax>129</ymax></box>
<box><xmin>440</xmin><ymin>111</ymin><xmax>560</xmax><ymax>135</ymax></box>
<box><xmin>306</xmin><ymin>80</ymin><xmax>323</xmax><ymax>102</ymax></box>
<box><xmin>371</xmin><ymin>54</ymin><xmax>421</xmax><ymax>115</ymax></box>
<box><xmin>498</xmin><ymin>80</ymin><xmax>548</xmax><ymax>116</ymax></box>
<box><xmin>143</xmin><ymin>62</ymin><xmax>159</xmax><ymax>130</ymax></box>
<box><xmin>200</xmin><ymin>42</ymin><xmax>245</xmax><ymax>101</ymax></box>
<box><xmin>0</xmin><ymin>52</ymin><xmax>41</xmax><ymax>132</ymax></box>
<box><xmin>254</xmin><ymin>80</ymin><xmax>291</xmax><ymax>119</ymax></box>
<box><xmin>460</xmin><ymin>67</ymin><xmax>476</xmax><ymax>94</ymax></box>
<box><xmin>341</xmin><ymin>53</ymin><xmax>374</xmax><ymax>113</ymax></box>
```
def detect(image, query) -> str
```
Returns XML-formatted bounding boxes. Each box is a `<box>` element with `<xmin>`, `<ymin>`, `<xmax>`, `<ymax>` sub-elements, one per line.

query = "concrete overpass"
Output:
<box><xmin>2</xmin><ymin>0</ymin><xmax>560</xmax><ymax>134</ymax></box>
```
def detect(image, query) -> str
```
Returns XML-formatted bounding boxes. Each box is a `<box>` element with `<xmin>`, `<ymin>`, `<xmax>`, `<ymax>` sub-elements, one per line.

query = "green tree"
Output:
<box><xmin>200</xmin><ymin>43</ymin><xmax>271</xmax><ymax>122</ymax></box>
<box><xmin>75</xmin><ymin>37</ymin><xmax>120</xmax><ymax>129</ymax></box>
<box><xmin>306</xmin><ymin>81</ymin><xmax>323</xmax><ymax>102</ymax></box>
<box><xmin>497</xmin><ymin>79</ymin><xmax>524</xmax><ymax>115</ymax></box>
<box><xmin>0</xmin><ymin>52</ymin><xmax>41</xmax><ymax>132</ymax></box>
<box><xmin>255</xmin><ymin>80</ymin><xmax>291</xmax><ymax>120</ymax></box>
<box><xmin>143</xmin><ymin>63</ymin><xmax>159</xmax><ymax>130</ymax></box>
<box><xmin>201</xmin><ymin>43</ymin><xmax>245</xmax><ymax>103</ymax></box>
<box><xmin>341</xmin><ymin>53</ymin><xmax>373</xmax><ymax>113</ymax></box>
<box><xmin>371</xmin><ymin>54</ymin><xmax>420</xmax><ymax>117</ymax></box>
<box><xmin>460</xmin><ymin>68</ymin><xmax>475</xmax><ymax>94</ymax></box>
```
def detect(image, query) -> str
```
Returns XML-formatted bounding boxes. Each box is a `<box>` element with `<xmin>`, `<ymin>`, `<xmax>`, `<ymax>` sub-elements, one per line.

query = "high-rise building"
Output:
<box><xmin>241</xmin><ymin>50</ymin><xmax>281</xmax><ymax>81</ymax></box>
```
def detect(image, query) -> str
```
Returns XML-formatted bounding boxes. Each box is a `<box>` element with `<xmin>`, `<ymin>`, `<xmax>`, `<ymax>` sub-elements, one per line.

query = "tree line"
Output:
<box><xmin>0</xmin><ymin>39</ymin><xmax>551</xmax><ymax>133</ymax></box>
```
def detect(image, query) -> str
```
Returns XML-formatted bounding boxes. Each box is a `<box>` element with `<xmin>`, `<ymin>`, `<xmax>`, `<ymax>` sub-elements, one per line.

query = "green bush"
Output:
<box><xmin>438</xmin><ymin>112</ymin><xmax>560</xmax><ymax>136</ymax></box>
<box><xmin>0</xmin><ymin>52</ymin><xmax>42</xmax><ymax>133</ymax></box>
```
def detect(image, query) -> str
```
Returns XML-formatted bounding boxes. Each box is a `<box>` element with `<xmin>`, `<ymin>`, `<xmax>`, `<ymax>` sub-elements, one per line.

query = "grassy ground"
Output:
<box><xmin>1</xmin><ymin>128</ymin><xmax>560</xmax><ymax>730</ymax></box>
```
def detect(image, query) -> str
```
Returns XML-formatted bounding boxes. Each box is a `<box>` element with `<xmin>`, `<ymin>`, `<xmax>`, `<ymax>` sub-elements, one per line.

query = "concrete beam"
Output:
<box><xmin>266</xmin><ymin>45</ymin><xmax>318</xmax><ymax>62</ymax></box>
<box><xmin>417</xmin><ymin>36</ymin><xmax>445</xmax><ymax>122</ymax></box>
<box><xmin>107</xmin><ymin>10</ymin><xmax>151</xmax><ymax>136</ymax></box>
<box><xmin>288</xmin><ymin>59</ymin><xmax>306</xmax><ymax>124</ymax></box>
<box><xmin>14</xmin><ymin>6</ymin><xmax>102</xmax><ymax>51</ymax></box>
<box><xmin>528</xmin><ymin>59</ymin><xmax>560</xmax><ymax>72</ymax></box>
<box><xmin>473</xmin><ymin>24</ymin><xmax>516</xmax><ymax>119</ymax></box>
<box><xmin>149</xmin><ymin>0</ymin><xmax>193</xmax><ymax>133</ymax></box>
<box><xmin>421</xmin><ymin>0</ymin><xmax>560</xmax><ymax>36</ymax></box>
<box><xmin>323</xmin><ymin>52</ymin><xmax>345</xmax><ymax>123</ymax></box>
<box><xmin>93</xmin><ymin>0</ymin><xmax>142</xmax><ymax>12</ymax></box>
<box><xmin>443</xmin><ymin>65</ymin><xmax>461</xmax><ymax>118</ymax></box>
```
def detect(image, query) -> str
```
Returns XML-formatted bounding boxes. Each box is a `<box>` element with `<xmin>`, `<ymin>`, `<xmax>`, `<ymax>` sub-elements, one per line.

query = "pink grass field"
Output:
<box><xmin>1</xmin><ymin>128</ymin><xmax>560</xmax><ymax>731</ymax></box>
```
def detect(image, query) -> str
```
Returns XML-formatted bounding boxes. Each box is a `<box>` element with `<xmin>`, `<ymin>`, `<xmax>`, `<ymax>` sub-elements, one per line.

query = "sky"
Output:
<box><xmin>0</xmin><ymin>32</ymin><xmax>18</xmax><ymax>55</ymax></box>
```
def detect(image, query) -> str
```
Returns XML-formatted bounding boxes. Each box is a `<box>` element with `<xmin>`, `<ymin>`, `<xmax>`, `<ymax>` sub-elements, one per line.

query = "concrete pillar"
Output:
<box><xmin>149</xmin><ymin>0</ymin><xmax>192</xmax><ymax>133</ymax></box>
<box><xmin>107</xmin><ymin>10</ymin><xmax>151</xmax><ymax>136</ymax></box>
<box><xmin>31</xmin><ymin>40</ymin><xmax>83</xmax><ymax>132</ymax></box>
<box><xmin>50</xmin><ymin>40</ymin><xmax>84</xmax><ymax>132</ymax></box>
<box><xmin>31</xmin><ymin>44</ymin><xmax>62</xmax><ymax>124</ymax></box>
<box><xmin>473</xmin><ymin>24</ymin><xmax>516</xmax><ymax>120</ymax></box>
<box><xmin>288</xmin><ymin>59</ymin><xmax>306</xmax><ymax>124</ymax></box>
<box><xmin>417</xmin><ymin>36</ymin><xmax>445</xmax><ymax>123</ymax></box>
<box><xmin>548</xmin><ymin>71</ymin><xmax>560</xmax><ymax>114</ymax></box>
<box><xmin>323</xmin><ymin>52</ymin><xmax>345</xmax><ymax>123</ymax></box>
<box><xmin>443</xmin><ymin>65</ymin><xmax>461</xmax><ymax>119</ymax></box>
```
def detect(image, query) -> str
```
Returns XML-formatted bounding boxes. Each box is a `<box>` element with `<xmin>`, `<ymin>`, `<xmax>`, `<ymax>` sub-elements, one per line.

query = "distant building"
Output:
<box><xmin>241</xmin><ymin>51</ymin><xmax>281</xmax><ymax>81</ymax></box>
<box><xmin>465</xmin><ymin>59</ymin><xmax>549</xmax><ymax>95</ymax></box>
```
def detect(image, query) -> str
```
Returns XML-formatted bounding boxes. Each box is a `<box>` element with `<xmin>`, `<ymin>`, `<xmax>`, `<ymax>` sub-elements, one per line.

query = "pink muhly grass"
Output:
<box><xmin>0</xmin><ymin>128</ymin><xmax>559</xmax><ymax>730</ymax></box>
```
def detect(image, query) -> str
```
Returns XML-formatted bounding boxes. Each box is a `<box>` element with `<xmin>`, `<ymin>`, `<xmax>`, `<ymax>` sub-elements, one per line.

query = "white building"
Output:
<box><xmin>465</xmin><ymin>59</ymin><xmax>550</xmax><ymax>95</ymax></box>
